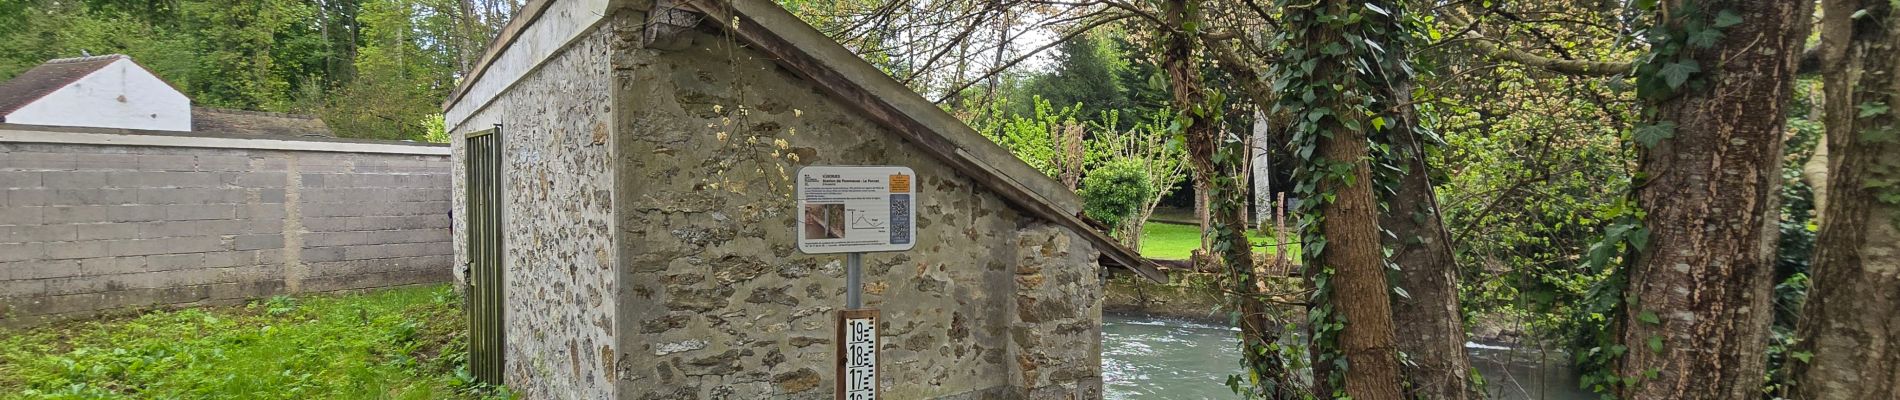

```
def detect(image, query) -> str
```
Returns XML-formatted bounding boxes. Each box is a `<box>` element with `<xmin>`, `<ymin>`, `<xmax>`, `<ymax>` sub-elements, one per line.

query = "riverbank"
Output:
<box><xmin>1104</xmin><ymin>274</ymin><xmax>1230</xmax><ymax>324</ymax></box>
<box><xmin>1105</xmin><ymin>272</ymin><xmax>1532</xmax><ymax>345</ymax></box>
<box><xmin>1101</xmin><ymin>312</ymin><xmax>1593</xmax><ymax>400</ymax></box>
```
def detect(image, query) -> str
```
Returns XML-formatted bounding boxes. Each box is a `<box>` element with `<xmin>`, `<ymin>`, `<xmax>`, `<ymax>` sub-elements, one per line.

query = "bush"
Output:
<box><xmin>1079</xmin><ymin>159</ymin><xmax>1154</xmax><ymax>231</ymax></box>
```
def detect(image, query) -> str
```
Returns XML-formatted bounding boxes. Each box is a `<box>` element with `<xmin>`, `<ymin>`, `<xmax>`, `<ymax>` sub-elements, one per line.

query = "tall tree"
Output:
<box><xmin>1019</xmin><ymin>36</ymin><xmax>1128</xmax><ymax>121</ymax></box>
<box><xmin>1160</xmin><ymin>0</ymin><xmax>1296</xmax><ymax>397</ymax></box>
<box><xmin>1369</xmin><ymin>3</ymin><xmax>1474</xmax><ymax>397</ymax></box>
<box><xmin>1791</xmin><ymin>0</ymin><xmax>1900</xmax><ymax>397</ymax></box>
<box><xmin>1615</xmin><ymin>1</ymin><xmax>1814</xmax><ymax>398</ymax></box>
<box><xmin>1276</xmin><ymin>0</ymin><xmax>1406</xmax><ymax>398</ymax></box>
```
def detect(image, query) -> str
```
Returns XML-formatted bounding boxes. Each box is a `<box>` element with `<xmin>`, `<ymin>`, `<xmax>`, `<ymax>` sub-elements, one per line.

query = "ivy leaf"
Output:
<box><xmin>1647</xmin><ymin>336</ymin><xmax>1664</xmax><ymax>353</ymax></box>
<box><xmin>1861</xmin><ymin>126</ymin><xmax>1900</xmax><ymax>143</ymax></box>
<box><xmin>1365</xmin><ymin>3</ymin><xmax>1390</xmax><ymax>16</ymax></box>
<box><xmin>1321</xmin><ymin>42</ymin><xmax>1348</xmax><ymax>56</ymax></box>
<box><xmin>1713</xmin><ymin>10</ymin><xmax>1744</xmax><ymax>28</ymax></box>
<box><xmin>1791</xmin><ymin>351</ymin><xmax>1814</xmax><ymax>363</ymax></box>
<box><xmin>1857</xmin><ymin>101</ymin><xmax>1890</xmax><ymax>118</ymax></box>
<box><xmin>1634</xmin><ymin>122</ymin><xmax>1678</xmax><ymax>148</ymax></box>
<box><xmin>1686</xmin><ymin>27</ymin><xmax>1723</xmax><ymax>49</ymax></box>
<box><xmin>1659</xmin><ymin>61</ymin><xmax>1701</xmax><ymax>89</ymax></box>
<box><xmin>1638</xmin><ymin>310</ymin><xmax>1661</xmax><ymax>325</ymax></box>
<box><xmin>1628</xmin><ymin>225</ymin><xmax>1651</xmax><ymax>251</ymax></box>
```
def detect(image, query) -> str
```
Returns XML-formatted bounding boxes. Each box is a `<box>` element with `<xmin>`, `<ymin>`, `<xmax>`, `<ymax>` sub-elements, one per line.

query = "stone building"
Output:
<box><xmin>440</xmin><ymin>0</ymin><xmax>1163</xmax><ymax>398</ymax></box>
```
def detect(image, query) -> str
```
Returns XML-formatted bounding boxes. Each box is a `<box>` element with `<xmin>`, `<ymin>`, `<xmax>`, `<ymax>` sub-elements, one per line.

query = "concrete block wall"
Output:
<box><xmin>0</xmin><ymin>132</ymin><xmax>452</xmax><ymax>325</ymax></box>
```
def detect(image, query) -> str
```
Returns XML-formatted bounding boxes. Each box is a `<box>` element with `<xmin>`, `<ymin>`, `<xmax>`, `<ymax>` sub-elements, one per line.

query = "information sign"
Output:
<box><xmin>796</xmin><ymin>166</ymin><xmax>917</xmax><ymax>254</ymax></box>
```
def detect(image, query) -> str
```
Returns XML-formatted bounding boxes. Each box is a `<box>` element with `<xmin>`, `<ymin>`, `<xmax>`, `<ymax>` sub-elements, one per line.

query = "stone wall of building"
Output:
<box><xmin>0</xmin><ymin>132</ymin><xmax>451</xmax><ymax>326</ymax></box>
<box><xmin>610</xmin><ymin>25</ymin><xmax>1104</xmax><ymax>399</ymax></box>
<box><xmin>1009</xmin><ymin>224</ymin><xmax>1106</xmax><ymax>398</ymax></box>
<box><xmin>446</xmin><ymin>14</ymin><xmax>621</xmax><ymax>400</ymax></box>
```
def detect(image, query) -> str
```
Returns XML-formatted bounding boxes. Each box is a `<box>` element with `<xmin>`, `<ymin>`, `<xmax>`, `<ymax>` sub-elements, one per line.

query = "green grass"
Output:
<box><xmin>1139</xmin><ymin>221</ymin><xmax>1300</xmax><ymax>261</ymax></box>
<box><xmin>0</xmin><ymin>285</ymin><xmax>509</xmax><ymax>400</ymax></box>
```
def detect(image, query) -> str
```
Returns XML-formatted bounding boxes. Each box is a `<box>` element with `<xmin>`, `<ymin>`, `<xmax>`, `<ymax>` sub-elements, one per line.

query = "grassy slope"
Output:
<box><xmin>1138</xmin><ymin>221</ymin><xmax>1298</xmax><ymax>261</ymax></box>
<box><xmin>0</xmin><ymin>285</ymin><xmax>507</xmax><ymax>400</ymax></box>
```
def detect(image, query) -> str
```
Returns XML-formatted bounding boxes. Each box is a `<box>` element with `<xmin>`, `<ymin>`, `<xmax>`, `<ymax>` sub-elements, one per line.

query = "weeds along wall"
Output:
<box><xmin>0</xmin><ymin>124</ymin><xmax>452</xmax><ymax>326</ymax></box>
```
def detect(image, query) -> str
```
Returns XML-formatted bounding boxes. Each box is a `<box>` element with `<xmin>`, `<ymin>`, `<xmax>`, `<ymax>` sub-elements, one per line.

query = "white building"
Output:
<box><xmin>0</xmin><ymin>54</ymin><xmax>192</xmax><ymax>132</ymax></box>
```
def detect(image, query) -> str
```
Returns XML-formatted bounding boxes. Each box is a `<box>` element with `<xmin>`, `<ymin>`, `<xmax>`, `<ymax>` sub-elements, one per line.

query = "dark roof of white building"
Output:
<box><xmin>191</xmin><ymin>107</ymin><xmax>335</xmax><ymax>138</ymax></box>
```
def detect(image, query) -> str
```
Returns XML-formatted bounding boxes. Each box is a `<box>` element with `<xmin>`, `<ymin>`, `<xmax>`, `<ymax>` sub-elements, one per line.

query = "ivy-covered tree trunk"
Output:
<box><xmin>1377</xmin><ymin>83</ymin><xmax>1475</xmax><ymax>400</ymax></box>
<box><xmin>1615</xmin><ymin>1</ymin><xmax>1812</xmax><ymax>398</ymax></box>
<box><xmin>1354</xmin><ymin>1</ymin><xmax>1475</xmax><ymax>397</ymax></box>
<box><xmin>1312</xmin><ymin>95</ymin><xmax>1406</xmax><ymax>400</ymax></box>
<box><xmin>1277</xmin><ymin>0</ymin><xmax>1406</xmax><ymax>398</ymax></box>
<box><xmin>1791</xmin><ymin>1</ymin><xmax>1900</xmax><ymax>398</ymax></box>
<box><xmin>1161</xmin><ymin>0</ymin><xmax>1294</xmax><ymax>396</ymax></box>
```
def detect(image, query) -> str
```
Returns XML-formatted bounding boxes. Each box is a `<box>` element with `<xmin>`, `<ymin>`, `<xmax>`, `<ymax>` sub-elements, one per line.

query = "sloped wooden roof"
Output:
<box><xmin>679</xmin><ymin>0</ymin><xmax>1165</xmax><ymax>282</ymax></box>
<box><xmin>446</xmin><ymin>0</ymin><xmax>1167</xmax><ymax>282</ymax></box>
<box><xmin>0</xmin><ymin>55</ymin><xmax>125</xmax><ymax>117</ymax></box>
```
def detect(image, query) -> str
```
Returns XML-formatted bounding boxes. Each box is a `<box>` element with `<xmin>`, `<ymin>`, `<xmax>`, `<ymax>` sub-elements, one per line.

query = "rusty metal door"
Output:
<box><xmin>464</xmin><ymin>126</ymin><xmax>504</xmax><ymax>384</ymax></box>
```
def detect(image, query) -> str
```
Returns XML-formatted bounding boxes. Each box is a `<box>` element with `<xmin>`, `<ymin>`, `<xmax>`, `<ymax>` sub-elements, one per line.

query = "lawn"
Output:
<box><xmin>0</xmin><ymin>285</ymin><xmax>507</xmax><ymax>400</ymax></box>
<box><xmin>1139</xmin><ymin>221</ymin><xmax>1298</xmax><ymax>261</ymax></box>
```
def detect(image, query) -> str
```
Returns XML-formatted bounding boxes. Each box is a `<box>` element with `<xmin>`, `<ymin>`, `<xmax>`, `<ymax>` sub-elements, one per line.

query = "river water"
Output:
<box><xmin>1103</xmin><ymin>313</ymin><xmax>1596</xmax><ymax>400</ymax></box>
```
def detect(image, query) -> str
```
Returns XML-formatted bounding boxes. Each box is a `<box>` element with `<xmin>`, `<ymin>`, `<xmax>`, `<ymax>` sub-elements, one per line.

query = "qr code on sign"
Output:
<box><xmin>889</xmin><ymin>194</ymin><xmax>911</xmax><ymax>244</ymax></box>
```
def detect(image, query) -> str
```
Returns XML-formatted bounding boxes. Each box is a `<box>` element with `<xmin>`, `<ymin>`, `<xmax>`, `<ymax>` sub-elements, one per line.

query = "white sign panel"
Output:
<box><xmin>796</xmin><ymin>166</ymin><xmax>917</xmax><ymax>254</ymax></box>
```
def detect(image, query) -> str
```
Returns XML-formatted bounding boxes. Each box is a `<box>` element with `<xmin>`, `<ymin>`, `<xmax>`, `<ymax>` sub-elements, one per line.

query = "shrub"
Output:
<box><xmin>1079</xmin><ymin>159</ymin><xmax>1154</xmax><ymax>231</ymax></box>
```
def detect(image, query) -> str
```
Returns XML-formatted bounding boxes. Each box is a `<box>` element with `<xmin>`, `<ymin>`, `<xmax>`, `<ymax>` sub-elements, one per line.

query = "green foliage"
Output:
<box><xmin>978</xmin><ymin>96</ymin><xmax>1086</xmax><ymax>180</ymax></box>
<box><xmin>320</xmin><ymin>0</ymin><xmax>472</xmax><ymax>141</ymax></box>
<box><xmin>0</xmin><ymin>285</ymin><xmax>511</xmax><ymax>400</ymax></box>
<box><xmin>0</xmin><ymin>0</ymin><xmax>491</xmax><ymax>141</ymax></box>
<box><xmin>979</xmin><ymin>98</ymin><xmax>1190</xmax><ymax>243</ymax></box>
<box><xmin>423</xmin><ymin>113</ymin><xmax>451</xmax><ymax>143</ymax></box>
<box><xmin>1011</xmin><ymin>35</ymin><xmax>1133</xmax><ymax>123</ymax></box>
<box><xmin>1086</xmin><ymin>109</ymin><xmax>1192</xmax><ymax>241</ymax></box>
<box><xmin>1080</xmin><ymin>159</ymin><xmax>1155</xmax><ymax>230</ymax></box>
<box><xmin>1630</xmin><ymin>3</ymin><xmax>1741</xmax><ymax>103</ymax></box>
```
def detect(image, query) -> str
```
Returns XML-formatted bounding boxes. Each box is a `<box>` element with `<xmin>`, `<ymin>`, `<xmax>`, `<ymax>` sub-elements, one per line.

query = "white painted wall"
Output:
<box><xmin>443</xmin><ymin>0</ymin><xmax>611</xmax><ymax>131</ymax></box>
<box><xmin>6</xmin><ymin>58</ymin><xmax>192</xmax><ymax>132</ymax></box>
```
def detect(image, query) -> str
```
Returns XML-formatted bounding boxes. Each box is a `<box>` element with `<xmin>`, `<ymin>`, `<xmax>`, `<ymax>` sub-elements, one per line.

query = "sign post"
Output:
<box><xmin>796</xmin><ymin>166</ymin><xmax>916</xmax><ymax>400</ymax></box>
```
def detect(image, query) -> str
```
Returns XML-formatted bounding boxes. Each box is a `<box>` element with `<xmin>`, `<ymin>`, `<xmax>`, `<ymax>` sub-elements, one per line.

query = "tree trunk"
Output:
<box><xmin>1316</xmin><ymin>105</ymin><xmax>1405</xmax><ymax>400</ymax></box>
<box><xmin>1196</xmin><ymin>179</ymin><xmax>1212</xmax><ymax>258</ymax></box>
<box><xmin>986</xmin><ymin>0</ymin><xmax>1009</xmax><ymax>103</ymax></box>
<box><xmin>1791</xmin><ymin>1</ymin><xmax>1900</xmax><ymax>398</ymax></box>
<box><xmin>1253</xmin><ymin>110</ymin><xmax>1275</xmax><ymax>231</ymax></box>
<box><xmin>456</xmin><ymin>0</ymin><xmax>484</xmax><ymax>74</ymax></box>
<box><xmin>1616</xmin><ymin>1</ymin><xmax>1813</xmax><ymax>399</ymax></box>
<box><xmin>1162</xmin><ymin>1</ymin><xmax>1296</xmax><ymax>397</ymax></box>
<box><xmin>1803</xmin><ymin>135</ymin><xmax>1830</xmax><ymax>217</ymax></box>
<box><xmin>1356</xmin><ymin>2</ymin><xmax>1475</xmax><ymax>396</ymax></box>
<box><xmin>1378</xmin><ymin>81</ymin><xmax>1475</xmax><ymax>399</ymax></box>
<box><xmin>1288</xmin><ymin>2</ymin><xmax>1406</xmax><ymax>398</ymax></box>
